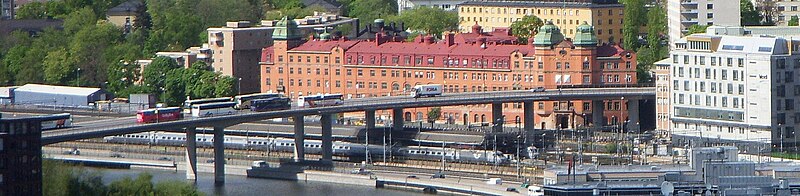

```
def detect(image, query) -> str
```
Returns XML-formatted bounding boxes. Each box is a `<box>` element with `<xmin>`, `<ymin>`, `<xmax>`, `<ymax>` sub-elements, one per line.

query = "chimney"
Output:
<box><xmin>445</xmin><ymin>33</ymin><xmax>455</xmax><ymax>46</ymax></box>
<box><xmin>375</xmin><ymin>32</ymin><xmax>384</xmax><ymax>45</ymax></box>
<box><xmin>423</xmin><ymin>35</ymin><xmax>434</xmax><ymax>44</ymax></box>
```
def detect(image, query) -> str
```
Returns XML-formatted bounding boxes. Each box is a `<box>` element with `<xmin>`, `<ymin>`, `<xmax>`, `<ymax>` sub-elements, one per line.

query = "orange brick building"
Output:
<box><xmin>260</xmin><ymin>18</ymin><xmax>637</xmax><ymax>130</ymax></box>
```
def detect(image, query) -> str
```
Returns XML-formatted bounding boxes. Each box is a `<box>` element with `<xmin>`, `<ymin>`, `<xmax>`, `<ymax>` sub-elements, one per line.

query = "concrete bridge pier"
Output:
<box><xmin>627</xmin><ymin>99</ymin><xmax>640</xmax><ymax>132</ymax></box>
<box><xmin>523</xmin><ymin>101</ymin><xmax>534</xmax><ymax>133</ymax></box>
<box><xmin>492</xmin><ymin>102</ymin><xmax>503</xmax><ymax>133</ymax></box>
<box><xmin>392</xmin><ymin>108</ymin><xmax>404</xmax><ymax>131</ymax></box>
<box><xmin>592</xmin><ymin>100</ymin><xmax>605</xmax><ymax>130</ymax></box>
<box><xmin>213</xmin><ymin>126</ymin><xmax>225</xmax><ymax>185</ymax></box>
<box><xmin>185</xmin><ymin>127</ymin><xmax>198</xmax><ymax>180</ymax></box>
<box><xmin>365</xmin><ymin>110</ymin><xmax>375</xmax><ymax>130</ymax></box>
<box><xmin>293</xmin><ymin>115</ymin><xmax>305</xmax><ymax>162</ymax></box>
<box><xmin>321</xmin><ymin>113</ymin><xmax>333</xmax><ymax>162</ymax></box>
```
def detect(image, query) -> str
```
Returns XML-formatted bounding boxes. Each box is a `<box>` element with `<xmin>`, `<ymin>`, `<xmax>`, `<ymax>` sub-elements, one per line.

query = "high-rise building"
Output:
<box><xmin>1</xmin><ymin>0</ymin><xmax>12</xmax><ymax>20</ymax></box>
<box><xmin>457</xmin><ymin>0</ymin><xmax>624</xmax><ymax>44</ymax></box>
<box><xmin>207</xmin><ymin>15</ymin><xmax>358</xmax><ymax>94</ymax></box>
<box><xmin>0</xmin><ymin>114</ymin><xmax>43</xmax><ymax>196</ymax></box>
<box><xmin>669</xmin><ymin>32</ymin><xmax>800</xmax><ymax>153</ymax></box>
<box><xmin>775</xmin><ymin>1</ymin><xmax>800</xmax><ymax>26</ymax></box>
<box><xmin>260</xmin><ymin>18</ymin><xmax>639</xmax><ymax>130</ymax></box>
<box><xmin>654</xmin><ymin>58</ymin><xmax>671</xmax><ymax>139</ymax></box>
<box><xmin>667</xmin><ymin>0</ymin><xmax>740</xmax><ymax>48</ymax></box>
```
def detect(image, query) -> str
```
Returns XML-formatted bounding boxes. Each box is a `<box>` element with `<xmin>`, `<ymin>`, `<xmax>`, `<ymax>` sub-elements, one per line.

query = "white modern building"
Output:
<box><xmin>397</xmin><ymin>0</ymin><xmax>462</xmax><ymax>13</ymax></box>
<box><xmin>669</xmin><ymin>32</ymin><xmax>800</xmax><ymax>153</ymax></box>
<box><xmin>667</xmin><ymin>0</ymin><xmax>740</xmax><ymax>48</ymax></box>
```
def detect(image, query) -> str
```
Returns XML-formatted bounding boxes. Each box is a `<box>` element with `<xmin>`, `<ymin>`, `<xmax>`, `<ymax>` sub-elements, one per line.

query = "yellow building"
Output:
<box><xmin>457</xmin><ymin>1</ymin><xmax>624</xmax><ymax>44</ymax></box>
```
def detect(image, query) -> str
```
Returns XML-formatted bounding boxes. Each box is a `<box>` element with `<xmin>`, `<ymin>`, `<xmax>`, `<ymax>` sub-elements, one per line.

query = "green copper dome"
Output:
<box><xmin>319</xmin><ymin>29</ymin><xmax>332</xmax><ymax>41</ymax></box>
<box><xmin>533</xmin><ymin>20</ymin><xmax>565</xmax><ymax>47</ymax></box>
<box><xmin>573</xmin><ymin>21</ymin><xmax>597</xmax><ymax>46</ymax></box>
<box><xmin>273</xmin><ymin>16</ymin><xmax>301</xmax><ymax>40</ymax></box>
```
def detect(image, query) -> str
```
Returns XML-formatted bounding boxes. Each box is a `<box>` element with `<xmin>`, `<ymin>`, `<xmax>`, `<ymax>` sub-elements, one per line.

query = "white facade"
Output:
<box><xmin>397</xmin><ymin>0</ymin><xmax>462</xmax><ymax>13</ymax></box>
<box><xmin>669</xmin><ymin>33</ymin><xmax>800</xmax><ymax>153</ymax></box>
<box><xmin>667</xmin><ymin>0</ymin><xmax>741</xmax><ymax>48</ymax></box>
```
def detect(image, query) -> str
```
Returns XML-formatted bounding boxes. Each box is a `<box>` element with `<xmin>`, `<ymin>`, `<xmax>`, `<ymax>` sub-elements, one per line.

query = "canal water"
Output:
<box><xmin>91</xmin><ymin>167</ymin><xmax>423</xmax><ymax>196</ymax></box>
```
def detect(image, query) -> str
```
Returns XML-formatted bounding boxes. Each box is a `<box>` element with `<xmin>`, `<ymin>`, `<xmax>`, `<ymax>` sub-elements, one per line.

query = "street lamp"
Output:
<box><xmin>237</xmin><ymin>78</ymin><xmax>242</xmax><ymax>95</ymax></box>
<box><xmin>76</xmin><ymin>68</ymin><xmax>81</xmax><ymax>86</ymax></box>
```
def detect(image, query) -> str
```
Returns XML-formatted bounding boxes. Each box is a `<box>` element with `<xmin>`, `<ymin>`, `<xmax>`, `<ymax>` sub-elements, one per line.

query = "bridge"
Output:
<box><xmin>40</xmin><ymin>87</ymin><xmax>655</xmax><ymax>184</ymax></box>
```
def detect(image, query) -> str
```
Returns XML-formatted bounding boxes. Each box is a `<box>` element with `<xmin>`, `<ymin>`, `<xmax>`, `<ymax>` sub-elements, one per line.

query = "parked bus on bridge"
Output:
<box><xmin>297</xmin><ymin>94</ymin><xmax>344</xmax><ymax>108</ymax></box>
<box><xmin>41</xmin><ymin>113</ymin><xmax>73</xmax><ymax>130</ymax></box>
<box><xmin>183</xmin><ymin>97</ymin><xmax>233</xmax><ymax>113</ymax></box>
<box><xmin>191</xmin><ymin>102</ymin><xmax>236</xmax><ymax>117</ymax></box>
<box><xmin>250</xmin><ymin>97</ymin><xmax>291</xmax><ymax>112</ymax></box>
<box><xmin>234</xmin><ymin>93</ymin><xmax>283</xmax><ymax>109</ymax></box>
<box><xmin>136</xmin><ymin>107</ymin><xmax>182</xmax><ymax>123</ymax></box>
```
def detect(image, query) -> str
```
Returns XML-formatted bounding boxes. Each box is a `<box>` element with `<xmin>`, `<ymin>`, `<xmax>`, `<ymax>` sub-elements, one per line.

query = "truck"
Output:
<box><xmin>410</xmin><ymin>84</ymin><xmax>443</xmax><ymax>98</ymax></box>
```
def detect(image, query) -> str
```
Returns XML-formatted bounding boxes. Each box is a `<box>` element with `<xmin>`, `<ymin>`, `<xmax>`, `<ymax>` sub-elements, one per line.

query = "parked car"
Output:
<box><xmin>407</xmin><ymin>175</ymin><xmax>418</xmax><ymax>179</ymax></box>
<box><xmin>532</xmin><ymin>87</ymin><xmax>546</xmax><ymax>92</ymax></box>
<box><xmin>506</xmin><ymin>187</ymin><xmax>519</xmax><ymax>193</ymax></box>
<box><xmin>431</xmin><ymin>172</ymin><xmax>445</xmax><ymax>179</ymax></box>
<box><xmin>109</xmin><ymin>153</ymin><xmax>124</xmax><ymax>158</ymax></box>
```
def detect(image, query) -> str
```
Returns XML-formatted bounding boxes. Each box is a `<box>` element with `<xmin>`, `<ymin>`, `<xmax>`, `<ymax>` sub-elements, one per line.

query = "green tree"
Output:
<box><xmin>215</xmin><ymin>75</ymin><xmax>237</xmax><ymax>97</ymax></box>
<box><xmin>741</xmin><ymin>0</ymin><xmax>762</xmax><ymax>26</ymax></box>
<box><xmin>687</xmin><ymin>24</ymin><xmax>708</xmax><ymax>34</ymax></box>
<box><xmin>106</xmin><ymin>61</ymin><xmax>142</xmax><ymax>97</ymax></box>
<box><xmin>108</xmin><ymin>173</ymin><xmax>155</xmax><ymax>196</ymax></box>
<box><xmin>162</xmin><ymin>69</ymin><xmax>187</xmax><ymax>106</ymax></box>
<box><xmin>348</xmin><ymin>0</ymin><xmax>396</xmax><ymax>27</ymax></box>
<box><xmin>142</xmin><ymin>56</ymin><xmax>181</xmax><ymax>95</ymax></box>
<box><xmin>15</xmin><ymin>2</ymin><xmax>47</xmax><ymax>19</ymax></box>
<box><xmin>43</xmin><ymin>48</ymin><xmax>76</xmax><ymax>85</ymax></box>
<box><xmin>635</xmin><ymin>4</ymin><xmax>667</xmax><ymax>83</ymax></box>
<box><xmin>622</xmin><ymin>0</ymin><xmax>645</xmax><ymax>49</ymax></box>
<box><xmin>394</xmin><ymin>6</ymin><xmax>457</xmax><ymax>36</ymax></box>
<box><xmin>427</xmin><ymin>107</ymin><xmax>441</xmax><ymax>124</ymax></box>
<box><xmin>510</xmin><ymin>15</ymin><xmax>544</xmax><ymax>44</ymax></box>
<box><xmin>70</xmin><ymin>21</ymin><xmax>123</xmax><ymax>86</ymax></box>
<box><xmin>63</xmin><ymin>7</ymin><xmax>97</xmax><ymax>34</ymax></box>
<box><xmin>154</xmin><ymin>180</ymin><xmax>203</xmax><ymax>196</ymax></box>
<box><xmin>790</xmin><ymin>16</ymin><xmax>799</xmax><ymax>26</ymax></box>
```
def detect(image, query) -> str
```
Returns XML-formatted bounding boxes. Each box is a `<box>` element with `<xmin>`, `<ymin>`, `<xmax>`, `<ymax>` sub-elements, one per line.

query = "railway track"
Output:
<box><xmin>47</xmin><ymin>140</ymin><xmax>543</xmax><ymax>181</ymax></box>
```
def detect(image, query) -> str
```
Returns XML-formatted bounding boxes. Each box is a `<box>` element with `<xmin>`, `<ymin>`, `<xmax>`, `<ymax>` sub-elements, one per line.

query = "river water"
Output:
<box><xmin>90</xmin><ymin>167</ymin><xmax>423</xmax><ymax>196</ymax></box>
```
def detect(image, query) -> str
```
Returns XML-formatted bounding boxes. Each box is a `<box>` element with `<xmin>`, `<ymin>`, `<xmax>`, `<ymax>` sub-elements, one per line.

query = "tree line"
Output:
<box><xmin>42</xmin><ymin>160</ymin><xmax>203</xmax><ymax>196</ymax></box>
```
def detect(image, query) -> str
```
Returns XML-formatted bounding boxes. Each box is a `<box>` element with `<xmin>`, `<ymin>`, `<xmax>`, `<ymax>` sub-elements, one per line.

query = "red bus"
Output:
<box><xmin>137</xmin><ymin>107</ymin><xmax>183</xmax><ymax>123</ymax></box>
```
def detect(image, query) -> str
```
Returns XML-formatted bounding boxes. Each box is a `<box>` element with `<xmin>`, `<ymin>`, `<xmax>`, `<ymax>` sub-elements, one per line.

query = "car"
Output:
<box><xmin>532</xmin><ymin>87</ymin><xmax>546</xmax><ymax>92</ymax></box>
<box><xmin>109</xmin><ymin>153</ymin><xmax>124</xmax><ymax>158</ymax></box>
<box><xmin>157</xmin><ymin>157</ymin><xmax>172</xmax><ymax>161</ymax></box>
<box><xmin>431</xmin><ymin>172</ymin><xmax>445</xmax><ymax>179</ymax></box>
<box><xmin>506</xmin><ymin>187</ymin><xmax>519</xmax><ymax>193</ymax></box>
<box><xmin>407</xmin><ymin>175</ymin><xmax>418</xmax><ymax>179</ymax></box>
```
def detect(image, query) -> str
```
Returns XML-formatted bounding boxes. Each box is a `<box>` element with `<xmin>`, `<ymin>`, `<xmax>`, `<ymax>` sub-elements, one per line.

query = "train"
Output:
<box><xmin>103</xmin><ymin>132</ymin><xmax>509</xmax><ymax>164</ymax></box>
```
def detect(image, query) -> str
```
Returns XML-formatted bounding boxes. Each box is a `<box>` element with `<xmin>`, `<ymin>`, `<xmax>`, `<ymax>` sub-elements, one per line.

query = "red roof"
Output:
<box><xmin>596</xmin><ymin>43</ymin><xmax>628</xmax><ymax>57</ymax></box>
<box><xmin>289</xmin><ymin>39</ymin><xmax>361</xmax><ymax>52</ymax></box>
<box><xmin>454</xmin><ymin>29</ymin><xmax>517</xmax><ymax>45</ymax></box>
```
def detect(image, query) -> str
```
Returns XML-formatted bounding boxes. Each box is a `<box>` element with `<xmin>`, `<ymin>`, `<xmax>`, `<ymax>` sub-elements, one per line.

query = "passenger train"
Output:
<box><xmin>103</xmin><ymin>132</ymin><xmax>508</xmax><ymax>164</ymax></box>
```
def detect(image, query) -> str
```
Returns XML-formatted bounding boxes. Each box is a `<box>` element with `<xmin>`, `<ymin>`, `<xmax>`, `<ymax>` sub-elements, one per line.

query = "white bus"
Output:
<box><xmin>233</xmin><ymin>93</ymin><xmax>283</xmax><ymax>109</ymax></box>
<box><xmin>183</xmin><ymin>97</ymin><xmax>233</xmax><ymax>113</ymax></box>
<box><xmin>41</xmin><ymin>113</ymin><xmax>73</xmax><ymax>130</ymax></box>
<box><xmin>297</xmin><ymin>94</ymin><xmax>344</xmax><ymax>108</ymax></box>
<box><xmin>191</xmin><ymin>102</ymin><xmax>237</xmax><ymax>117</ymax></box>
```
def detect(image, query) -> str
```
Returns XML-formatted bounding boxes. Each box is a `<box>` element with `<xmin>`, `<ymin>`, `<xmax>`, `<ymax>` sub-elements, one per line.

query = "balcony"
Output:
<box><xmin>681</xmin><ymin>0</ymin><xmax>698</xmax><ymax>5</ymax></box>
<box><xmin>681</xmin><ymin>9</ymin><xmax>698</xmax><ymax>15</ymax></box>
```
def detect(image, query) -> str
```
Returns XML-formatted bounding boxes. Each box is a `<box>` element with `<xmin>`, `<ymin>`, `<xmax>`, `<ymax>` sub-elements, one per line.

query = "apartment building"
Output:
<box><xmin>776</xmin><ymin>0</ymin><xmax>800</xmax><ymax>26</ymax></box>
<box><xmin>457</xmin><ymin>0</ymin><xmax>624</xmax><ymax>44</ymax></box>
<box><xmin>0</xmin><ymin>0</ymin><xmax>11</xmax><ymax>20</ymax></box>
<box><xmin>669</xmin><ymin>32</ymin><xmax>800</xmax><ymax>152</ymax></box>
<box><xmin>260</xmin><ymin>18</ymin><xmax>639</xmax><ymax>130</ymax></box>
<box><xmin>207</xmin><ymin>14</ymin><xmax>358</xmax><ymax>94</ymax></box>
<box><xmin>667</xmin><ymin>0</ymin><xmax>740</xmax><ymax>47</ymax></box>
<box><xmin>0</xmin><ymin>115</ymin><xmax>43</xmax><ymax>196</ymax></box>
<box><xmin>397</xmin><ymin>0</ymin><xmax>463</xmax><ymax>13</ymax></box>
<box><xmin>654</xmin><ymin>58</ymin><xmax>671</xmax><ymax>139</ymax></box>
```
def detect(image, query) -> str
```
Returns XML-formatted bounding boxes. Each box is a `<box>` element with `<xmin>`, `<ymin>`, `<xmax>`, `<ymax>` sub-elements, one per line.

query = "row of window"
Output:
<box><xmin>673</xmin><ymin>54</ymin><xmax>744</xmax><ymax>67</ymax></box>
<box><xmin>674</xmin><ymin>93</ymin><xmax>746</xmax><ymax>109</ymax></box>
<box><xmin>345</xmin><ymin>55</ymin><xmax>512</xmax><ymax>69</ymax></box>
<box><xmin>460</xmin><ymin>6</ymin><xmax>621</xmax><ymax>17</ymax></box>
<box><xmin>674</xmin><ymin>67</ymin><xmax>746</xmax><ymax>82</ymax></box>
<box><xmin>674</xmin><ymin>80</ymin><xmax>745</xmax><ymax>95</ymax></box>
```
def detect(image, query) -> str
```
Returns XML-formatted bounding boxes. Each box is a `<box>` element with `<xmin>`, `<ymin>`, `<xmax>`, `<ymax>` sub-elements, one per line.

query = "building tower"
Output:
<box><xmin>533</xmin><ymin>21</ymin><xmax>565</xmax><ymax>49</ymax></box>
<box><xmin>573</xmin><ymin>21</ymin><xmax>598</xmax><ymax>47</ymax></box>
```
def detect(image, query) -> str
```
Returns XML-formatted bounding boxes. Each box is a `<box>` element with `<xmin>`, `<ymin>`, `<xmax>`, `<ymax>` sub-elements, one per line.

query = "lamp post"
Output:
<box><xmin>781</xmin><ymin>124</ymin><xmax>784</xmax><ymax>162</ymax></box>
<box><xmin>76</xmin><ymin>68</ymin><xmax>81</xmax><ymax>86</ymax></box>
<box><xmin>237</xmin><ymin>77</ymin><xmax>242</xmax><ymax>95</ymax></box>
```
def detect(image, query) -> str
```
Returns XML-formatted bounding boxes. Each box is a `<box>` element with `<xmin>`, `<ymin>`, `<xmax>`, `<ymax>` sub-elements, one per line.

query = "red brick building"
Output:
<box><xmin>260</xmin><ymin>19</ymin><xmax>637</xmax><ymax>129</ymax></box>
